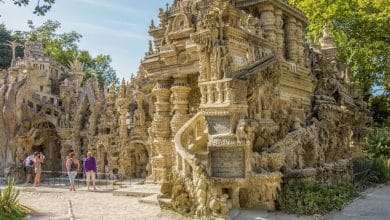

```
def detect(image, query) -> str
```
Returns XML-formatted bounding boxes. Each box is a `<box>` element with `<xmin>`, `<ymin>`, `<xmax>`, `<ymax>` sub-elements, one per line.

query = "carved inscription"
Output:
<box><xmin>211</xmin><ymin>148</ymin><xmax>245</xmax><ymax>178</ymax></box>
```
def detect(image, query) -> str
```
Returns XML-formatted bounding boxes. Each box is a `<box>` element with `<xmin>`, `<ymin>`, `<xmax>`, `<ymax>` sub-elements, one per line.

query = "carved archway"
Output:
<box><xmin>30</xmin><ymin>118</ymin><xmax>62</xmax><ymax>172</ymax></box>
<box><xmin>133</xmin><ymin>141</ymin><xmax>150</xmax><ymax>178</ymax></box>
<box><xmin>172</xmin><ymin>13</ymin><xmax>190</xmax><ymax>32</ymax></box>
<box><xmin>96</xmin><ymin>144</ymin><xmax>108</xmax><ymax>176</ymax></box>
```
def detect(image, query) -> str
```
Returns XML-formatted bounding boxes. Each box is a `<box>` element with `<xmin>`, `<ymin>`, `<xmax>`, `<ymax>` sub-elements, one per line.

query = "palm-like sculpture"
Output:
<box><xmin>5</xmin><ymin>40</ymin><xmax>23</xmax><ymax>67</ymax></box>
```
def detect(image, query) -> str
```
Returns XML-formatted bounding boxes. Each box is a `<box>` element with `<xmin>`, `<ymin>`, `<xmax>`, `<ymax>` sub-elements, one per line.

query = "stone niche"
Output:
<box><xmin>206</xmin><ymin>116</ymin><xmax>232</xmax><ymax>135</ymax></box>
<box><xmin>210</xmin><ymin>148</ymin><xmax>245</xmax><ymax>178</ymax></box>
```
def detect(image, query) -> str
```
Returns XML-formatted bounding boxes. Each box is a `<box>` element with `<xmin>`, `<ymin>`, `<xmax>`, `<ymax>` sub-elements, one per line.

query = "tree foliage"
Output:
<box><xmin>366</xmin><ymin>127</ymin><xmax>390</xmax><ymax>159</ymax></box>
<box><xmin>289</xmin><ymin>0</ymin><xmax>390</xmax><ymax>99</ymax></box>
<box><xmin>27</xmin><ymin>20</ymin><xmax>81</xmax><ymax>67</ymax></box>
<box><xmin>0</xmin><ymin>24</ymin><xmax>24</xmax><ymax>69</ymax></box>
<box><xmin>0</xmin><ymin>21</ymin><xmax>118</xmax><ymax>87</ymax></box>
<box><xmin>0</xmin><ymin>0</ymin><xmax>55</xmax><ymax>16</ymax></box>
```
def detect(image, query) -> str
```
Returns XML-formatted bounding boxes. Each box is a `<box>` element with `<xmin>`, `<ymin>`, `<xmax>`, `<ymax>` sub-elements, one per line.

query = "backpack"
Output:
<box><xmin>26</xmin><ymin>156</ymin><xmax>34</xmax><ymax>167</ymax></box>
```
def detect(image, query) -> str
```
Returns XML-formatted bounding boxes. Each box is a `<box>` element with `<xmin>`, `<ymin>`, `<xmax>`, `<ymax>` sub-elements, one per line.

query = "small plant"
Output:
<box><xmin>0</xmin><ymin>178</ymin><xmax>32</xmax><ymax>220</ymax></box>
<box><xmin>278</xmin><ymin>180</ymin><xmax>358</xmax><ymax>215</ymax></box>
<box><xmin>353</xmin><ymin>158</ymin><xmax>390</xmax><ymax>189</ymax></box>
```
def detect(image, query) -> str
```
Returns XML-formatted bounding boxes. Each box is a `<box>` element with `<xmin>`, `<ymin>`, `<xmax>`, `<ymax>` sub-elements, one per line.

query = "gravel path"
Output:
<box><xmin>17</xmin><ymin>186</ymin><xmax>186</xmax><ymax>220</ymax></box>
<box><xmin>326</xmin><ymin>185</ymin><xmax>390</xmax><ymax>220</ymax></box>
<box><xmin>13</xmin><ymin>185</ymin><xmax>390</xmax><ymax>220</ymax></box>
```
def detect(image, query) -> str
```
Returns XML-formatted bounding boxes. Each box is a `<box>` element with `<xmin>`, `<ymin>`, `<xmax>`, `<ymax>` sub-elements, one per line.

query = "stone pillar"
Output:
<box><xmin>118</xmin><ymin>106</ymin><xmax>129</xmax><ymax>140</ymax></box>
<box><xmin>232</xmin><ymin>187</ymin><xmax>241</xmax><ymax>208</ymax></box>
<box><xmin>274</xmin><ymin>9</ymin><xmax>285</xmax><ymax>59</ymax></box>
<box><xmin>260</xmin><ymin>4</ymin><xmax>276</xmax><ymax>45</ymax></box>
<box><xmin>296</xmin><ymin>21</ymin><xmax>304</xmax><ymax>65</ymax></box>
<box><xmin>88</xmin><ymin>101</ymin><xmax>101</xmax><ymax>137</ymax></box>
<box><xmin>286</xmin><ymin>17</ymin><xmax>298</xmax><ymax>63</ymax></box>
<box><xmin>151</xmin><ymin>79</ymin><xmax>172</xmax><ymax>182</ymax></box>
<box><xmin>200</xmin><ymin>85</ymin><xmax>207</xmax><ymax>105</ymax></box>
<box><xmin>170</xmin><ymin>77</ymin><xmax>191</xmax><ymax>134</ymax></box>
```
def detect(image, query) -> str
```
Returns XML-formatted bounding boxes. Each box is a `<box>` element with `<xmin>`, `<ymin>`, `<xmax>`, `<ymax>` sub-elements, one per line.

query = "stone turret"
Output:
<box><xmin>320</xmin><ymin>24</ymin><xmax>338</xmax><ymax>59</ymax></box>
<box><xmin>24</xmin><ymin>41</ymin><xmax>45</xmax><ymax>59</ymax></box>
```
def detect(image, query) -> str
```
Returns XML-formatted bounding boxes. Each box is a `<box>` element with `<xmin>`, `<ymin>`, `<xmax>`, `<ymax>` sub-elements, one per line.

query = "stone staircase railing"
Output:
<box><xmin>174</xmin><ymin>112</ymin><xmax>208</xmax><ymax>178</ymax></box>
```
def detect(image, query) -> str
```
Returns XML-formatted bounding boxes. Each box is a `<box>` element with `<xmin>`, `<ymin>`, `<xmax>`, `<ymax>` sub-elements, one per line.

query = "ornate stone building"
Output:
<box><xmin>0</xmin><ymin>0</ymin><xmax>371</xmax><ymax>217</ymax></box>
<box><xmin>0</xmin><ymin>42</ymin><xmax>152</xmax><ymax>180</ymax></box>
<box><xmin>141</xmin><ymin>0</ymin><xmax>370</xmax><ymax>217</ymax></box>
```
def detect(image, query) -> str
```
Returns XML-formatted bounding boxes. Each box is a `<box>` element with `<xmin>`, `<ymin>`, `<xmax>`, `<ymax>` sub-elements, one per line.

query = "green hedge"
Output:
<box><xmin>278</xmin><ymin>181</ymin><xmax>358</xmax><ymax>215</ymax></box>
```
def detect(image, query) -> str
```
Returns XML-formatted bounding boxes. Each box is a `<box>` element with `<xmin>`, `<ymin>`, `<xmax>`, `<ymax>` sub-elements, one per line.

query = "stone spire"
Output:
<box><xmin>120</xmin><ymin>78</ymin><xmax>126</xmax><ymax>98</ymax></box>
<box><xmin>319</xmin><ymin>24</ymin><xmax>338</xmax><ymax>59</ymax></box>
<box><xmin>319</xmin><ymin>24</ymin><xmax>336</xmax><ymax>49</ymax></box>
<box><xmin>148</xmin><ymin>40</ymin><xmax>154</xmax><ymax>55</ymax></box>
<box><xmin>69</xmin><ymin>59</ymin><xmax>85</xmax><ymax>87</ymax></box>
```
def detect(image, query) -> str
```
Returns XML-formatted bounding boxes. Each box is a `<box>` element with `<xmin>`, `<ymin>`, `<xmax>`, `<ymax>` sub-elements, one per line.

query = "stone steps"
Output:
<box><xmin>138</xmin><ymin>194</ymin><xmax>159</xmax><ymax>205</ymax></box>
<box><xmin>112</xmin><ymin>184</ymin><xmax>160</xmax><ymax>198</ymax></box>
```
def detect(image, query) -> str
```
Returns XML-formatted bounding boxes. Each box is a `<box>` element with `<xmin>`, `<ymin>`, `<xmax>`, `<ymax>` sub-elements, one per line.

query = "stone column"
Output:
<box><xmin>200</xmin><ymin>85</ymin><xmax>207</xmax><ymax>105</ymax></box>
<box><xmin>232</xmin><ymin>187</ymin><xmax>241</xmax><ymax>208</ymax></box>
<box><xmin>118</xmin><ymin>104</ymin><xmax>129</xmax><ymax>140</ymax></box>
<box><xmin>88</xmin><ymin>101</ymin><xmax>101</xmax><ymax>137</ymax></box>
<box><xmin>296</xmin><ymin>21</ymin><xmax>304</xmax><ymax>65</ymax></box>
<box><xmin>170</xmin><ymin>77</ymin><xmax>191</xmax><ymax>134</ymax></box>
<box><xmin>274</xmin><ymin>9</ymin><xmax>285</xmax><ymax>59</ymax></box>
<box><xmin>151</xmin><ymin>79</ymin><xmax>172</xmax><ymax>182</ymax></box>
<box><xmin>286</xmin><ymin>17</ymin><xmax>298</xmax><ymax>63</ymax></box>
<box><xmin>260</xmin><ymin>4</ymin><xmax>276</xmax><ymax>45</ymax></box>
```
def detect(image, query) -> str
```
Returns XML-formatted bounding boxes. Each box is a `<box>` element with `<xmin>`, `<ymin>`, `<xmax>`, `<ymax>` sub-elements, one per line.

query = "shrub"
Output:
<box><xmin>0</xmin><ymin>178</ymin><xmax>32</xmax><ymax>220</ymax></box>
<box><xmin>278</xmin><ymin>181</ymin><xmax>358</xmax><ymax>215</ymax></box>
<box><xmin>365</xmin><ymin>127</ymin><xmax>390</xmax><ymax>159</ymax></box>
<box><xmin>353</xmin><ymin>158</ymin><xmax>390</xmax><ymax>189</ymax></box>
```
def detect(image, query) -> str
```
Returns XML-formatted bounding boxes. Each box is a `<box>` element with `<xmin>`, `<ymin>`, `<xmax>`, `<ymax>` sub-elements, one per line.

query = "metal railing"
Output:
<box><xmin>0</xmin><ymin>171</ymin><xmax>137</xmax><ymax>189</ymax></box>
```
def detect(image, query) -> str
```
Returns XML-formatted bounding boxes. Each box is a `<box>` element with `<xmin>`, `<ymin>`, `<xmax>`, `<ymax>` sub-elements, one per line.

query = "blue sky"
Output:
<box><xmin>0</xmin><ymin>0</ymin><xmax>173</xmax><ymax>80</ymax></box>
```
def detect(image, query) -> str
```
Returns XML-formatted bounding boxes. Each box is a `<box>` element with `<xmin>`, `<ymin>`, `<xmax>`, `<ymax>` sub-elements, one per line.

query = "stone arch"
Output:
<box><xmin>96</xmin><ymin>144</ymin><xmax>109</xmax><ymax>176</ymax></box>
<box><xmin>132</xmin><ymin>141</ymin><xmax>150</xmax><ymax>178</ymax></box>
<box><xmin>172</xmin><ymin>13</ymin><xmax>190</xmax><ymax>32</ymax></box>
<box><xmin>30</xmin><ymin>118</ymin><xmax>62</xmax><ymax>173</ymax></box>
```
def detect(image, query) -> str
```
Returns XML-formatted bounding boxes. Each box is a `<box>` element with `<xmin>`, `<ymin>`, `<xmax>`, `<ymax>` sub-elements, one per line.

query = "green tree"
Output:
<box><xmin>369</xmin><ymin>95</ymin><xmax>390</xmax><ymax>126</ymax></box>
<box><xmin>0</xmin><ymin>21</ymin><xmax>118</xmax><ymax>87</ymax></box>
<box><xmin>0</xmin><ymin>24</ymin><xmax>25</xmax><ymax>69</ymax></box>
<box><xmin>26</xmin><ymin>20</ymin><xmax>118</xmax><ymax>87</ymax></box>
<box><xmin>0</xmin><ymin>0</ymin><xmax>55</xmax><ymax>16</ymax></box>
<box><xmin>0</xmin><ymin>24</ymin><xmax>12</xmax><ymax>69</ymax></box>
<box><xmin>289</xmin><ymin>0</ymin><xmax>390</xmax><ymax>99</ymax></box>
<box><xmin>27</xmin><ymin>20</ymin><xmax>81</xmax><ymax>67</ymax></box>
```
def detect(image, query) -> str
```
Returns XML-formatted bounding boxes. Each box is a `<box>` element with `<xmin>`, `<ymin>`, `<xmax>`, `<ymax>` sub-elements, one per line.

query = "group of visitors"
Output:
<box><xmin>23</xmin><ymin>152</ymin><xmax>45</xmax><ymax>187</ymax></box>
<box><xmin>23</xmin><ymin>150</ymin><xmax>97</xmax><ymax>191</ymax></box>
<box><xmin>65</xmin><ymin>151</ymin><xmax>97</xmax><ymax>191</ymax></box>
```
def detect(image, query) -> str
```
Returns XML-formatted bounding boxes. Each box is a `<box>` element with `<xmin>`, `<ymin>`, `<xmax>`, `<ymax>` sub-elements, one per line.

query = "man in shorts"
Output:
<box><xmin>24</xmin><ymin>154</ymin><xmax>34</xmax><ymax>184</ymax></box>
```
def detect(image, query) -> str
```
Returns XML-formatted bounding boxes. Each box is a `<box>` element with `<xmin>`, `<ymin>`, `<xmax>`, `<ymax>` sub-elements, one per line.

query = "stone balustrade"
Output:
<box><xmin>174</xmin><ymin>112</ymin><xmax>208</xmax><ymax>178</ymax></box>
<box><xmin>199</xmin><ymin>79</ymin><xmax>247</xmax><ymax>107</ymax></box>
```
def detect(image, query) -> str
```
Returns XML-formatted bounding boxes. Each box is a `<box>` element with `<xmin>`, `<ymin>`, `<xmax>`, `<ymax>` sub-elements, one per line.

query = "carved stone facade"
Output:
<box><xmin>143</xmin><ymin>0</ymin><xmax>370</xmax><ymax>217</ymax></box>
<box><xmin>0</xmin><ymin>42</ymin><xmax>153</xmax><ymax>180</ymax></box>
<box><xmin>0</xmin><ymin>0</ymin><xmax>371</xmax><ymax>218</ymax></box>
